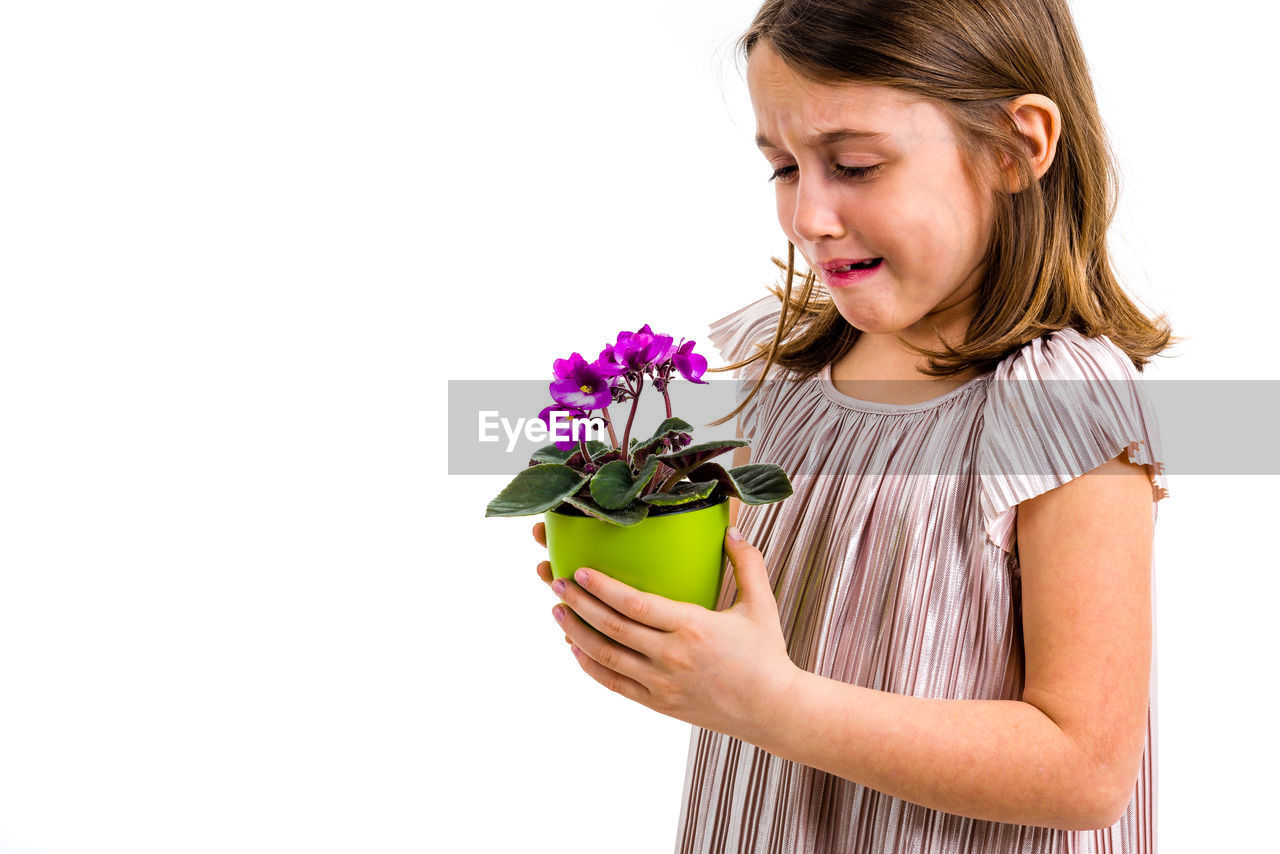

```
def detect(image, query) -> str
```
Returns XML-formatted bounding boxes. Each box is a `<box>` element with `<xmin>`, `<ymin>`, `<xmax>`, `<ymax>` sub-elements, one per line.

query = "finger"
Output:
<box><xmin>569</xmin><ymin>567</ymin><xmax>689</xmax><ymax>633</ymax></box>
<box><xmin>723</xmin><ymin>527</ymin><xmax>774</xmax><ymax>606</ymax></box>
<box><xmin>554</xmin><ymin>576</ymin><xmax>668</xmax><ymax>656</ymax></box>
<box><xmin>536</xmin><ymin>560</ymin><xmax>553</xmax><ymax>585</ymax></box>
<box><xmin>569</xmin><ymin>643</ymin><xmax>652</xmax><ymax>707</ymax></box>
<box><xmin>532</xmin><ymin>522</ymin><xmax>546</xmax><ymax>548</ymax></box>
<box><xmin>553</xmin><ymin>604</ymin><xmax>653</xmax><ymax>701</ymax></box>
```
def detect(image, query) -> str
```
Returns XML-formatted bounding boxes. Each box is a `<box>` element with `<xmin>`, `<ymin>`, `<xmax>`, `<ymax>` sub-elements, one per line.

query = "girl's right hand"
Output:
<box><xmin>532</xmin><ymin>522</ymin><xmax>572</xmax><ymax>645</ymax></box>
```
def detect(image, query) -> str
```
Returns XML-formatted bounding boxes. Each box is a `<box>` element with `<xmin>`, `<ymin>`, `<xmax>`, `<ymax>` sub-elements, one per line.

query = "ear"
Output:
<box><xmin>1001</xmin><ymin>94</ymin><xmax>1062</xmax><ymax>192</ymax></box>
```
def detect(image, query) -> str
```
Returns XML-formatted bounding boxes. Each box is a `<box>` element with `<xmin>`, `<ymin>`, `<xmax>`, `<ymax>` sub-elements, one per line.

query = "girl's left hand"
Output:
<box><xmin>549</xmin><ymin>527</ymin><xmax>800</xmax><ymax>744</ymax></box>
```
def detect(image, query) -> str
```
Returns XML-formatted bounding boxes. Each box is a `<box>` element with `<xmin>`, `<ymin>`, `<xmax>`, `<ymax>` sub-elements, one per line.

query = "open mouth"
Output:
<box><xmin>829</xmin><ymin>259</ymin><xmax>882</xmax><ymax>273</ymax></box>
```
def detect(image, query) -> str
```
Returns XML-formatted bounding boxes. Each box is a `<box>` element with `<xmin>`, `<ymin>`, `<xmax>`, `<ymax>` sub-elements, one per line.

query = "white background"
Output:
<box><xmin>0</xmin><ymin>1</ymin><xmax>1274</xmax><ymax>852</ymax></box>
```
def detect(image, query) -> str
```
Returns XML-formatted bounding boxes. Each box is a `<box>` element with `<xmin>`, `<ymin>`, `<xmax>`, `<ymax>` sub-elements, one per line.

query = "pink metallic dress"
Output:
<box><xmin>675</xmin><ymin>296</ymin><xmax>1168</xmax><ymax>853</ymax></box>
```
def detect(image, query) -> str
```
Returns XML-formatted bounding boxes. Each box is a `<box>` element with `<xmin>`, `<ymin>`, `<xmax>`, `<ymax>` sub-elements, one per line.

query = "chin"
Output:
<box><xmin>829</xmin><ymin>300</ymin><xmax>908</xmax><ymax>336</ymax></box>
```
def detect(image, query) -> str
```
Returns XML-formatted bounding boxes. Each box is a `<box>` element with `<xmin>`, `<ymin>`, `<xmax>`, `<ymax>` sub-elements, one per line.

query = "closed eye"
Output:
<box><xmin>835</xmin><ymin>164</ymin><xmax>880</xmax><ymax>181</ymax></box>
<box><xmin>768</xmin><ymin>163</ymin><xmax>881</xmax><ymax>183</ymax></box>
<box><xmin>767</xmin><ymin>164</ymin><xmax>797</xmax><ymax>183</ymax></box>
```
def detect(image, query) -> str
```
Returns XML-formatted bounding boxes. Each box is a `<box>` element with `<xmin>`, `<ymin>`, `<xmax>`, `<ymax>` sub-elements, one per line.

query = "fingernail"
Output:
<box><xmin>727</xmin><ymin>526</ymin><xmax>744</xmax><ymax>541</ymax></box>
<box><xmin>551</xmin><ymin>578</ymin><xmax>567</xmax><ymax>596</ymax></box>
<box><xmin>574</xmin><ymin>568</ymin><xmax>590</xmax><ymax>586</ymax></box>
<box><xmin>552</xmin><ymin>605</ymin><xmax>565</xmax><ymax>623</ymax></box>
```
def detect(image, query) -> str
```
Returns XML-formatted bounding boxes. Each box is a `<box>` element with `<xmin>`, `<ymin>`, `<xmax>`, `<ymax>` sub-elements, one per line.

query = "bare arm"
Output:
<box><xmin>752</xmin><ymin>451</ymin><xmax>1153</xmax><ymax>830</ymax></box>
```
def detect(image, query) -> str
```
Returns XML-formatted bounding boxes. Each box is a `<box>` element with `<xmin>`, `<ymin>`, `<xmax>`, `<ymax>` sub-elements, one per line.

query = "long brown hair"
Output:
<box><xmin>712</xmin><ymin>0</ymin><xmax>1176</xmax><ymax>426</ymax></box>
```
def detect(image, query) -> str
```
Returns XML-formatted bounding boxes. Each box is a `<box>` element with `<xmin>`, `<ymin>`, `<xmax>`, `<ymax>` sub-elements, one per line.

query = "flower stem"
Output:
<box><xmin>620</xmin><ymin>374</ymin><xmax>643</xmax><ymax>463</ymax></box>
<box><xmin>657</xmin><ymin>462</ymin><xmax>696</xmax><ymax>494</ymax></box>
<box><xmin>602</xmin><ymin>405</ymin><xmax>619</xmax><ymax>448</ymax></box>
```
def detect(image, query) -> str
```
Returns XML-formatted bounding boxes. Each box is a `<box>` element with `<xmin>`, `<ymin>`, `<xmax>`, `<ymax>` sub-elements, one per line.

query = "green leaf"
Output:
<box><xmin>530</xmin><ymin>441</ymin><xmax>612</xmax><ymax>464</ymax></box>
<box><xmin>646</xmin><ymin>417</ymin><xmax>693</xmax><ymax>441</ymax></box>
<box><xmin>653</xmin><ymin>439</ymin><xmax>749</xmax><ymax>472</ymax></box>
<box><xmin>530</xmin><ymin>441</ymin><xmax>614</xmax><ymax>466</ymax></box>
<box><xmin>690</xmin><ymin>462</ymin><xmax>793</xmax><ymax>506</ymax></box>
<box><xmin>629</xmin><ymin>437</ymin><xmax>665</xmax><ymax>468</ymax></box>
<box><xmin>563</xmin><ymin>494</ymin><xmax>650</xmax><ymax>526</ymax></box>
<box><xmin>589</xmin><ymin>457</ymin><xmax>660</xmax><ymax>510</ymax></box>
<box><xmin>529</xmin><ymin>444</ymin><xmax>574</xmax><ymax>465</ymax></box>
<box><xmin>565</xmin><ymin>445</ymin><xmax>619</xmax><ymax>471</ymax></box>
<box><xmin>632</xmin><ymin>417</ymin><xmax>696</xmax><ymax>468</ymax></box>
<box><xmin>485</xmin><ymin>464</ymin><xmax>589</xmax><ymax>517</ymax></box>
<box><xmin>641</xmin><ymin>479</ymin><xmax>718</xmax><ymax>506</ymax></box>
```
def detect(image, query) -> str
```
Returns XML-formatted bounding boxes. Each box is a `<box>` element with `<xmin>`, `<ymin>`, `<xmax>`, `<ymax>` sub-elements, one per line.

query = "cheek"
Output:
<box><xmin>880</xmin><ymin>184</ymin><xmax>973</xmax><ymax>271</ymax></box>
<box><xmin>912</xmin><ymin>161</ymin><xmax>991</xmax><ymax>258</ymax></box>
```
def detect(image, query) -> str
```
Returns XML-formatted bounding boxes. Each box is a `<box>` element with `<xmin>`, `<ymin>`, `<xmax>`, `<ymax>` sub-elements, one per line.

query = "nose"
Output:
<box><xmin>791</xmin><ymin>172</ymin><xmax>846</xmax><ymax>243</ymax></box>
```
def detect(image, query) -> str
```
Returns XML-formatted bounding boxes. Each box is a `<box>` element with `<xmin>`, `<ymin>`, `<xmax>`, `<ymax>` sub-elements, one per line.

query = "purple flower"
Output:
<box><xmin>538</xmin><ymin>404</ymin><xmax>592</xmax><ymax>451</ymax></box>
<box><xmin>597</xmin><ymin>343</ymin><xmax>629</xmax><ymax>377</ymax></box>
<box><xmin>653</xmin><ymin>335</ymin><xmax>679</xmax><ymax>365</ymax></box>
<box><xmin>611</xmin><ymin>324</ymin><xmax>674</xmax><ymax>373</ymax></box>
<box><xmin>549</xmin><ymin>352</ymin><xmax>619</xmax><ymax>411</ymax></box>
<box><xmin>673</xmin><ymin>339</ymin><xmax>708</xmax><ymax>384</ymax></box>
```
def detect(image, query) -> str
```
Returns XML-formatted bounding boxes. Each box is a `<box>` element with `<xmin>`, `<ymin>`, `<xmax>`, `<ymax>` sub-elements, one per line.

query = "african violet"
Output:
<box><xmin>485</xmin><ymin>324</ymin><xmax>793</xmax><ymax>526</ymax></box>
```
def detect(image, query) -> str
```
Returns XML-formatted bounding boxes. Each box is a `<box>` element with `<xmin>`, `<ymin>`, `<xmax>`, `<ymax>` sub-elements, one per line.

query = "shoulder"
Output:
<box><xmin>978</xmin><ymin>327</ymin><xmax>1169</xmax><ymax>555</ymax></box>
<box><xmin>705</xmin><ymin>294</ymin><xmax>788</xmax><ymax>442</ymax></box>
<box><xmin>706</xmin><ymin>294</ymin><xmax>783</xmax><ymax>370</ymax></box>
<box><xmin>991</xmin><ymin>326</ymin><xmax>1140</xmax><ymax>385</ymax></box>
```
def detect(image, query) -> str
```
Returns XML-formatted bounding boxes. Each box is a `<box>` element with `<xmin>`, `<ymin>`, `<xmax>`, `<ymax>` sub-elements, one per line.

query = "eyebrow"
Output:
<box><xmin>755</xmin><ymin>129</ymin><xmax>889</xmax><ymax>149</ymax></box>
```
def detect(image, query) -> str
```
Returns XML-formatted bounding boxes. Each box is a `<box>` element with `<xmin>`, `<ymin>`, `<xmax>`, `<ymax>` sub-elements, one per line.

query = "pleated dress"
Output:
<box><xmin>675</xmin><ymin>295</ymin><xmax>1168</xmax><ymax>854</ymax></box>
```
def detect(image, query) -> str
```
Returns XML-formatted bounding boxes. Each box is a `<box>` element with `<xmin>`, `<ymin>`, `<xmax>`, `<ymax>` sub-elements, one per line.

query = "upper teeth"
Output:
<box><xmin>834</xmin><ymin>260</ymin><xmax>875</xmax><ymax>272</ymax></box>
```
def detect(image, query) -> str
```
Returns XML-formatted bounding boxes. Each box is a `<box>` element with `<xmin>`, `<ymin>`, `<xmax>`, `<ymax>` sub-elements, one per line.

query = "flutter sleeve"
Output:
<box><xmin>977</xmin><ymin>327</ymin><xmax>1170</xmax><ymax>556</ymax></box>
<box><xmin>705</xmin><ymin>294</ymin><xmax>784</xmax><ymax>443</ymax></box>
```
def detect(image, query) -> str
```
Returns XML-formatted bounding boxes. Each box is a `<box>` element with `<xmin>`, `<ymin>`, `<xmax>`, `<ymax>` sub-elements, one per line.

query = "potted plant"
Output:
<box><xmin>485</xmin><ymin>324</ymin><xmax>793</xmax><ymax>609</ymax></box>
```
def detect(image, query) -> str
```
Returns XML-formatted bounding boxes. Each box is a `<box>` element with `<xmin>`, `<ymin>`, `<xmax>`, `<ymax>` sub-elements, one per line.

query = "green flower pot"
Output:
<box><xmin>543</xmin><ymin>496</ymin><xmax>730</xmax><ymax>610</ymax></box>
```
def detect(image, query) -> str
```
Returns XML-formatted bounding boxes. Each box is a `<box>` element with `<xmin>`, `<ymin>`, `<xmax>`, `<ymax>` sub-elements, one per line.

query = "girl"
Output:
<box><xmin>534</xmin><ymin>0</ymin><xmax>1172</xmax><ymax>850</ymax></box>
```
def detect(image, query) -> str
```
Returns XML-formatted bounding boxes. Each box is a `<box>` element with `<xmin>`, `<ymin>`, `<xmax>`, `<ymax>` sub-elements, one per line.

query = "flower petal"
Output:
<box><xmin>674</xmin><ymin>346</ymin><xmax>708</xmax><ymax>383</ymax></box>
<box><xmin>552</xmin><ymin>352</ymin><xmax>588</xmax><ymax>381</ymax></box>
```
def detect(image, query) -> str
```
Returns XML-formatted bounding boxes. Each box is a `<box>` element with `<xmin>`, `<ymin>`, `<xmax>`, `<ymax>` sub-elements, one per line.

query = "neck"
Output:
<box><xmin>829</xmin><ymin>318</ymin><xmax>981</xmax><ymax>405</ymax></box>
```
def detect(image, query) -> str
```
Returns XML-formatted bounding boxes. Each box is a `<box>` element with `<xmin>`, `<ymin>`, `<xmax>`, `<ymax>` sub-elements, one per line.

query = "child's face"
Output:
<box><xmin>747</xmin><ymin>42</ymin><xmax>995</xmax><ymax>346</ymax></box>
